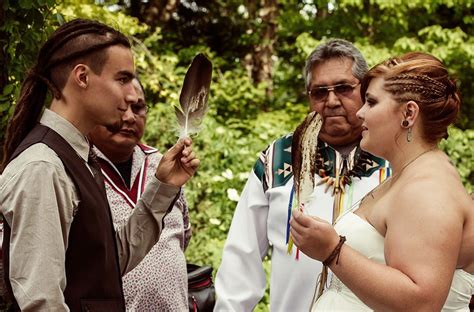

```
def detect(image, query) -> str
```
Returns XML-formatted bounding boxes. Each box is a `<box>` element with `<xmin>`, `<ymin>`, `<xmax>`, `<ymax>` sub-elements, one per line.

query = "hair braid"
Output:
<box><xmin>1</xmin><ymin>73</ymin><xmax>48</xmax><ymax>171</ymax></box>
<box><xmin>1</xmin><ymin>19</ymin><xmax>130</xmax><ymax>171</ymax></box>
<box><xmin>360</xmin><ymin>52</ymin><xmax>461</xmax><ymax>144</ymax></box>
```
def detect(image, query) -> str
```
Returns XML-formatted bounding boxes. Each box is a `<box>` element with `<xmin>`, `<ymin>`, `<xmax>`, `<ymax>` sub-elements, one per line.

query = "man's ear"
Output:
<box><xmin>402</xmin><ymin>100</ymin><xmax>420</xmax><ymax>127</ymax></box>
<box><xmin>72</xmin><ymin>64</ymin><xmax>90</xmax><ymax>89</ymax></box>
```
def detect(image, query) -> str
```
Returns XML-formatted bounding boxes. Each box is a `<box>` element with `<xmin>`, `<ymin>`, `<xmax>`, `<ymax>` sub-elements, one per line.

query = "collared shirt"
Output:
<box><xmin>94</xmin><ymin>144</ymin><xmax>191</xmax><ymax>311</ymax></box>
<box><xmin>214</xmin><ymin>134</ymin><xmax>387</xmax><ymax>312</ymax></box>
<box><xmin>0</xmin><ymin>109</ymin><xmax>179</xmax><ymax>311</ymax></box>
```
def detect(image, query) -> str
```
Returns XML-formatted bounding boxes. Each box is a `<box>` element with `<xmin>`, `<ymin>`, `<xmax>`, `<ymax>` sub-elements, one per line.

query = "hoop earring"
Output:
<box><xmin>407</xmin><ymin>127</ymin><xmax>413</xmax><ymax>142</ymax></box>
<box><xmin>401</xmin><ymin>120</ymin><xmax>409</xmax><ymax>128</ymax></box>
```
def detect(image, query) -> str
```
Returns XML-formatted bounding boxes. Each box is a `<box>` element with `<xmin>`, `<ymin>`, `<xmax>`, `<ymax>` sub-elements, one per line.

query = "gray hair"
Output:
<box><xmin>304</xmin><ymin>38</ymin><xmax>368</xmax><ymax>90</ymax></box>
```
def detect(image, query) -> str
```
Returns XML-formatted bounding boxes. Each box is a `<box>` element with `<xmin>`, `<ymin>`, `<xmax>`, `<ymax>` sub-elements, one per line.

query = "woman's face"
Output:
<box><xmin>356</xmin><ymin>77</ymin><xmax>404</xmax><ymax>158</ymax></box>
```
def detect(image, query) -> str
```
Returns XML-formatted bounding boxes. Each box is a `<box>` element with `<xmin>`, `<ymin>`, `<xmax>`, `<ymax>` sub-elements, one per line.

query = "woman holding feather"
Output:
<box><xmin>215</xmin><ymin>39</ymin><xmax>389</xmax><ymax>312</ymax></box>
<box><xmin>290</xmin><ymin>52</ymin><xmax>474</xmax><ymax>311</ymax></box>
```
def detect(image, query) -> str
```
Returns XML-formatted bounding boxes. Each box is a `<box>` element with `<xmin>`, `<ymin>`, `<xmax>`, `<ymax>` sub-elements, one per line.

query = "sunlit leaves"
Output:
<box><xmin>58</xmin><ymin>1</ymin><xmax>148</xmax><ymax>35</ymax></box>
<box><xmin>439</xmin><ymin>127</ymin><xmax>474</xmax><ymax>193</ymax></box>
<box><xmin>0</xmin><ymin>0</ymin><xmax>58</xmax><ymax>158</ymax></box>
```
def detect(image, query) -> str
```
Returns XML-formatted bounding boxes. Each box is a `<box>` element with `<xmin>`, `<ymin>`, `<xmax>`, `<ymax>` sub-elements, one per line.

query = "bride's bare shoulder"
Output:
<box><xmin>396</xmin><ymin>155</ymin><xmax>468</xmax><ymax>213</ymax></box>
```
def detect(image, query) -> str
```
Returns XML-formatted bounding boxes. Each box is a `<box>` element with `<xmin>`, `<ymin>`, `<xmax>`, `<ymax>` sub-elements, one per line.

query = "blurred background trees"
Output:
<box><xmin>1</xmin><ymin>0</ymin><xmax>472</xmax><ymax>309</ymax></box>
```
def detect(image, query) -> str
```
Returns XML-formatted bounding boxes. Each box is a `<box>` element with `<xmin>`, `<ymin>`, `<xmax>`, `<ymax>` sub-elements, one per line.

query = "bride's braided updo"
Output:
<box><xmin>361</xmin><ymin>52</ymin><xmax>460</xmax><ymax>144</ymax></box>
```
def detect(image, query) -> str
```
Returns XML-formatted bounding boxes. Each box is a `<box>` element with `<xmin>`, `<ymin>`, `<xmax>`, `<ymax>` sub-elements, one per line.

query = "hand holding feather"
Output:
<box><xmin>155</xmin><ymin>137</ymin><xmax>200</xmax><ymax>187</ymax></box>
<box><xmin>175</xmin><ymin>54</ymin><xmax>213</xmax><ymax>137</ymax></box>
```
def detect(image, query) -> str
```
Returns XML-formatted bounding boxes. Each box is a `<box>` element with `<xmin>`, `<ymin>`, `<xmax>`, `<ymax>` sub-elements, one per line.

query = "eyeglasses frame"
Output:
<box><xmin>307</xmin><ymin>82</ymin><xmax>360</xmax><ymax>102</ymax></box>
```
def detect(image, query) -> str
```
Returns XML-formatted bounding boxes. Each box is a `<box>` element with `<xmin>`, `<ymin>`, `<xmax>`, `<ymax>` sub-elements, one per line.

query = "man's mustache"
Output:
<box><xmin>105</xmin><ymin>120</ymin><xmax>124</xmax><ymax>134</ymax></box>
<box><xmin>323</xmin><ymin>110</ymin><xmax>346</xmax><ymax>118</ymax></box>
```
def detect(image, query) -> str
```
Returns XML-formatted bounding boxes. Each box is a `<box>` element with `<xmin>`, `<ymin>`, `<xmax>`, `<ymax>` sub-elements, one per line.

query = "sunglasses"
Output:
<box><xmin>308</xmin><ymin>82</ymin><xmax>360</xmax><ymax>102</ymax></box>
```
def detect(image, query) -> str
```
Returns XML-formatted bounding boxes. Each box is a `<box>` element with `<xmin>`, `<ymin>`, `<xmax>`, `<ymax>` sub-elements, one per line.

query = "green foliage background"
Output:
<box><xmin>1</xmin><ymin>0</ymin><xmax>472</xmax><ymax>310</ymax></box>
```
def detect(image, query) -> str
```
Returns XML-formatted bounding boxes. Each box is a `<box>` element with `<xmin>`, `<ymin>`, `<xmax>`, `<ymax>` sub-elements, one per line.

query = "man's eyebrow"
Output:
<box><xmin>312</xmin><ymin>79</ymin><xmax>354</xmax><ymax>88</ymax></box>
<box><xmin>116</xmin><ymin>71</ymin><xmax>135</xmax><ymax>79</ymax></box>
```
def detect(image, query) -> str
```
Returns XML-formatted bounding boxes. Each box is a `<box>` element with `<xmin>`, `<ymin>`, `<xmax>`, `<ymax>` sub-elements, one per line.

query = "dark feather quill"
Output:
<box><xmin>175</xmin><ymin>53</ymin><xmax>213</xmax><ymax>137</ymax></box>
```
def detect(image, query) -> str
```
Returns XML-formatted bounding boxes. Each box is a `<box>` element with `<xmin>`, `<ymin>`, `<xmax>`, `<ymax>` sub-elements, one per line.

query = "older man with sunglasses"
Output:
<box><xmin>214</xmin><ymin>39</ymin><xmax>389</xmax><ymax>311</ymax></box>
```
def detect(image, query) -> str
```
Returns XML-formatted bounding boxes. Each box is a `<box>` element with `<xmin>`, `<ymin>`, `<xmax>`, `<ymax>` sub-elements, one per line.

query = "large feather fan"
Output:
<box><xmin>291</xmin><ymin>111</ymin><xmax>323</xmax><ymax>206</ymax></box>
<box><xmin>175</xmin><ymin>53</ymin><xmax>213</xmax><ymax>137</ymax></box>
<box><xmin>287</xmin><ymin>111</ymin><xmax>322</xmax><ymax>256</ymax></box>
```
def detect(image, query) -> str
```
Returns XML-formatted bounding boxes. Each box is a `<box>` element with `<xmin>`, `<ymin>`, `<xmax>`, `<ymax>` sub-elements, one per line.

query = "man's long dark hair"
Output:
<box><xmin>1</xmin><ymin>18</ymin><xmax>130</xmax><ymax>171</ymax></box>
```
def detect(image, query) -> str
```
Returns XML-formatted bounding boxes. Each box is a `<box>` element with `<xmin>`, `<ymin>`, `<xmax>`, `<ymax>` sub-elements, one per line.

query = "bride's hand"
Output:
<box><xmin>290</xmin><ymin>209</ymin><xmax>340</xmax><ymax>261</ymax></box>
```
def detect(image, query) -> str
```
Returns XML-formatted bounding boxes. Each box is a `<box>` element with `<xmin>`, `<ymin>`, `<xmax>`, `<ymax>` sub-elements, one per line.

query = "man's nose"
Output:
<box><xmin>325</xmin><ymin>90</ymin><xmax>341</xmax><ymax>108</ymax></box>
<box><xmin>125</xmin><ymin>86</ymin><xmax>139</xmax><ymax>105</ymax></box>
<box><xmin>122</xmin><ymin>105</ymin><xmax>136</xmax><ymax>123</ymax></box>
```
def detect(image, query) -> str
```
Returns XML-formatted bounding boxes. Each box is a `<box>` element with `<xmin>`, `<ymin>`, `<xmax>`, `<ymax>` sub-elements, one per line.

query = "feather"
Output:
<box><xmin>175</xmin><ymin>53</ymin><xmax>213</xmax><ymax>137</ymax></box>
<box><xmin>291</xmin><ymin>111</ymin><xmax>322</xmax><ymax>207</ymax></box>
<box><xmin>287</xmin><ymin>111</ymin><xmax>322</xmax><ymax>255</ymax></box>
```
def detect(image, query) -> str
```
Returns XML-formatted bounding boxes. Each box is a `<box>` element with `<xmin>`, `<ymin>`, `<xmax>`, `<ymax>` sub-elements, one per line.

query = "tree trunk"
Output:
<box><xmin>144</xmin><ymin>0</ymin><xmax>180</xmax><ymax>26</ymax></box>
<box><xmin>244</xmin><ymin>0</ymin><xmax>278</xmax><ymax>103</ymax></box>
<box><xmin>0</xmin><ymin>4</ymin><xmax>7</xmax><ymax>94</ymax></box>
<box><xmin>315</xmin><ymin>1</ymin><xmax>328</xmax><ymax>19</ymax></box>
<box><xmin>0</xmin><ymin>3</ymin><xmax>8</xmax><ymax>164</ymax></box>
<box><xmin>129</xmin><ymin>0</ymin><xmax>142</xmax><ymax>20</ymax></box>
<box><xmin>364</xmin><ymin>0</ymin><xmax>374</xmax><ymax>38</ymax></box>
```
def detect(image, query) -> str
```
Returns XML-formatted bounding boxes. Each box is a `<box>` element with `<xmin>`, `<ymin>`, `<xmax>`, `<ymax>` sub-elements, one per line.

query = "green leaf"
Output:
<box><xmin>18</xmin><ymin>0</ymin><xmax>33</xmax><ymax>9</ymax></box>
<box><xmin>2</xmin><ymin>84</ymin><xmax>14</xmax><ymax>96</ymax></box>
<box><xmin>55</xmin><ymin>13</ymin><xmax>65</xmax><ymax>24</ymax></box>
<box><xmin>0</xmin><ymin>102</ymin><xmax>10</xmax><ymax>113</ymax></box>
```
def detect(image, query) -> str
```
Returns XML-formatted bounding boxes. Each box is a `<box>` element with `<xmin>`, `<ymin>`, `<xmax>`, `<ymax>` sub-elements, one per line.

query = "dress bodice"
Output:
<box><xmin>335</xmin><ymin>212</ymin><xmax>385</xmax><ymax>264</ymax></box>
<box><xmin>312</xmin><ymin>210</ymin><xmax>474</xmax><ymax>311</ymax></box>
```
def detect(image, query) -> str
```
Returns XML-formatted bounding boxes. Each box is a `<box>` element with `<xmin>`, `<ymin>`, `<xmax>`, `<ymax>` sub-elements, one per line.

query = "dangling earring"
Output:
<box><xmin>401</xmin><ymin>119</ymin><xmax>412</xmax><ymax>142</ymax></box>
<box><xmin>407</xmin><ymin>127</ymin><xmax>413</xmax><ymax>142</ymax></box>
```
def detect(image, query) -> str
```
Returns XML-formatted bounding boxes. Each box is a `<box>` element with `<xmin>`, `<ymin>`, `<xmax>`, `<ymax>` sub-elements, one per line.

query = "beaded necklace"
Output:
<box><xmin>315</xmin><ymin>144</ymin><xmax>382</xmax><ymax>222</ymax></box>
<box><xmin>286</xmin><ymin>142</ymin><xmax>389</xmax><ymax>258</ymax></box>
<box><xmin>315</xmin><ymin>145</ymin><xmax>376</xmax><ymax>195</ymax></box>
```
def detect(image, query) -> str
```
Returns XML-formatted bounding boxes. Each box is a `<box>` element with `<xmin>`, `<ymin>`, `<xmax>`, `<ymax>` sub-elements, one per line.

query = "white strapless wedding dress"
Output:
<box><xmin>311</xmin><ymin>211</ymin><xmax>473</xmax><ymax>311</ymax></box>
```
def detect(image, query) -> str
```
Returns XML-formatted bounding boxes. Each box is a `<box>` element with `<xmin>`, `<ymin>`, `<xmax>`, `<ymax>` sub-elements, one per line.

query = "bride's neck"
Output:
<box><xmin>388</xmin><ymin>142</ymin><xmax>437</xmax><ymax>176</ymax></box>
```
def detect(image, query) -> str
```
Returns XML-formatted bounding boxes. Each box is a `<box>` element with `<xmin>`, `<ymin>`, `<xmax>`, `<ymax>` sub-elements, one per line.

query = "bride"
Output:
<box><xmin>290</xmin><ymin>52</ymin><xmax>473</xmax><ymax>311</ymax></box>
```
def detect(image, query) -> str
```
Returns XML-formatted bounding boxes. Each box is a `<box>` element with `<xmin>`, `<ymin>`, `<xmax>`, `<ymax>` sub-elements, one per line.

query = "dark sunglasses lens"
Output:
<box><xmin>310</xmin><ymin>88</ymin><xmax>328</xmax><ymax>101</ymax></box>
<box><xmin>335</xmin><ymin>84</ymin><xmax>354</xmax><ymax>95</ymax></box>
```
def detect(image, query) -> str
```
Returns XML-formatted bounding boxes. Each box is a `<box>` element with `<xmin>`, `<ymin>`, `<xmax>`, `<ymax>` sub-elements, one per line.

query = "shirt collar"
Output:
<box><xmin>40</xmin><ymin>109</ymin><xmax>90</xmax><ymax>162</ymax></box>
<box><xmin>93</xmin><ymin>145</ymin><xmax>139</xmax><ymax>168</ymax></box>
<box><xmin>318</xmin><ymin>141</ymin><xmax>386</xmax><ymax>177</ymax></box>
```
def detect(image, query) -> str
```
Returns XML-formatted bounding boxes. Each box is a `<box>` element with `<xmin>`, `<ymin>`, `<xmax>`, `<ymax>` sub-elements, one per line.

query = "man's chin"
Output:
<box><xmin>319</xmin><ymin>129</ymin><xmax>361</xmax><ymax>147</ymax></box>
<box><xmin>110</xmin><ymin>138</ymin><xmax>137</xmax><ymax>151</ymax></box>
<box><xmin>322</xmin><ymin>124</ymin><xmax>350</xmax><ymax>136</ymax></box>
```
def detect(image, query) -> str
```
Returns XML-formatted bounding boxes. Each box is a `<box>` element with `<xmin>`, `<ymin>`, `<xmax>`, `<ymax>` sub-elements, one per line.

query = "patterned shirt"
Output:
<box><xmin>94</xmin><ymin>144</ymin><xmax>191</xmax><ymax>311</ymax></box>
<box><xmin>215</xmin><ymin>133</ymin><xmax>388</xmax><ymax>312</ymax></box>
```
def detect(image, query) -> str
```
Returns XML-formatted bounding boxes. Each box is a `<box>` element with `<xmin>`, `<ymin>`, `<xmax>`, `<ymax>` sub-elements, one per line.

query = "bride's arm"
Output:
<box><xmin>290</xmin><ymin>179</ymin><xmax>462</xmax><ymax>311</ymax></box>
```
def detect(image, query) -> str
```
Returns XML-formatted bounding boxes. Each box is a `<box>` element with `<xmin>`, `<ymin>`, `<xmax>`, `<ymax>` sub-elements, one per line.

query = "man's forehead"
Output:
<box><xmin>104</xmin><ymin>45</ymin><xmax>135</xmax><ymax>72</ymax></box>
<box><xmin>311</xmin><ymin>57</ymin><xmax>356</xmax><ymax>86</ymax></box>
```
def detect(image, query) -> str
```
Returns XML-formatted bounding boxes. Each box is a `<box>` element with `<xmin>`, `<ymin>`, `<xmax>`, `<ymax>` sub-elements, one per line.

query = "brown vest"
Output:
<box><xmin>3</xmin><ymin>124</ymin><xmax>125</xmax><ymax>311</ymax></box>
